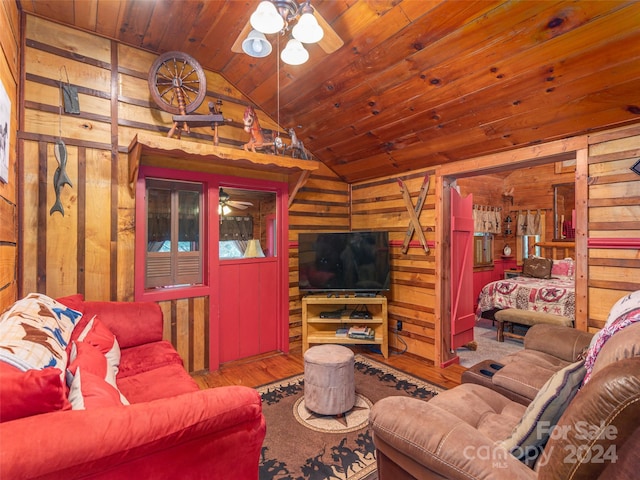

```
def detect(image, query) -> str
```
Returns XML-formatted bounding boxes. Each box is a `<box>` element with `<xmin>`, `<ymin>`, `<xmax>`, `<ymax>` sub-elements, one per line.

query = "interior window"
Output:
<box><xmin>146</xmin><ymin>178</ymin><xmax>203</xmax><ymax>289</ymax></box>
<box><xmin>218</xmin><ymin>187</ymin><xmax>276</xmax><ymax>260</ymax></box>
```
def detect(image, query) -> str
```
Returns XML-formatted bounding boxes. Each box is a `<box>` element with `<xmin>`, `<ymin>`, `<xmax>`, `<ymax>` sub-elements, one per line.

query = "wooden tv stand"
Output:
<box><xmin>302</xmin><ymin>294</ymin><xmax>388</xmax><ymax>358</ymax></box>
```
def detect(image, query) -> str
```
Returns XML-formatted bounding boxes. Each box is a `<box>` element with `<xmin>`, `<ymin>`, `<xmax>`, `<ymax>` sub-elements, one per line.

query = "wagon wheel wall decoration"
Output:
<box><xmin>148</xmin><ymin>51</ymin><xmax>207</xmax><ymax>138</ymax></box>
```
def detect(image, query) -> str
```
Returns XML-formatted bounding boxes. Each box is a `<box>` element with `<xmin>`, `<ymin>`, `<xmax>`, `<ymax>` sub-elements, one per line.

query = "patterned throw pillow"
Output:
<box><xmin>500</xmin><ymin>360</ymin><xmax>586</xmax><ymax>465</ymax></box>
<box><xmin>0</xmin><ymin>293</ymin><xmax>82</xmax><ymax>380</ymax></box>
<box><xmin>68</xmin><ymin>368</ymin><xmax>128</xmax><ymax>410</ymax></box>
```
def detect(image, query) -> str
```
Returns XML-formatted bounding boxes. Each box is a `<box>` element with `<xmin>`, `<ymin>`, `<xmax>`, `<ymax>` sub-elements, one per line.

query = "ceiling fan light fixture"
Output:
<box><xmin>292</xmin><ymin>8</ymin><xmax>323</xmax><ymax>44</ymax></box>
<box><xmin>281</xmin><ymin>38</ymin><xmax>309</xmax><ymax>65</ymax></box>
<box><xmin>250</xmin><ymin>1</ymin><xmax>284</xmax><ymax>34</ymax></box>
<box><xmin>242</xmin><ymin>29</ymin><xmax>273</xmax><ymax>57</ymax></box>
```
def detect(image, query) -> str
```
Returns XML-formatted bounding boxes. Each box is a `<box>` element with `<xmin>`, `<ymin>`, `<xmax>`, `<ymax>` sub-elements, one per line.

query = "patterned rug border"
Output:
<box><xmin>256</xmin><ymin>354</ymin><xmax>447</xmax><ymax>394</ymax></box>
<box><xmin>256</xmin><ymin>354</ymin><xmax>445</xmax><ymax>480</ymax></box>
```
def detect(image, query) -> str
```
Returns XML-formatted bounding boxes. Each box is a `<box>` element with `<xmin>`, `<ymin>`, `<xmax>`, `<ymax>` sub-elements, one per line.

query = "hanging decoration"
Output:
<box><xmin>50</xmin><ymin>67</ymin><xmax>74</xmax><ymax>217</ymax></box>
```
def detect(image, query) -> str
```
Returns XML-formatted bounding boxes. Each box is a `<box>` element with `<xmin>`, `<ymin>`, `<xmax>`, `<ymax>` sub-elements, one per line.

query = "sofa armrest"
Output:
<box><xmin>0</xmin><ymin>386</ymin><xmax>265</xmax><ymax>480</ymax></box>
<box><xmin>524</xmin><ymin>324</ymin><xmax>593</xmax><ymax>362</ymax></box>
<box><xmin>370</xmin><ymin>397</ymin><xmax>535</xmax><ymax>480</ymax></box>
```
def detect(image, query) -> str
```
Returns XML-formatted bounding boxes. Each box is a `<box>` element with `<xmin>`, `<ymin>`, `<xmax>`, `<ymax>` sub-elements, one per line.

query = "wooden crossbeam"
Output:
<box><xmin>398</xmin><ymin>176</ymin><xmax>430</xmax><ymax>255</ymax></box>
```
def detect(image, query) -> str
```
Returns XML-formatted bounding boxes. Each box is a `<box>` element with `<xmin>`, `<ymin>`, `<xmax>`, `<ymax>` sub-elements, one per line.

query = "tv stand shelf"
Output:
<box><xmin>302</xmin><ymin>294</ymin><xmax>388</xmax><ymax>358</ymax></box>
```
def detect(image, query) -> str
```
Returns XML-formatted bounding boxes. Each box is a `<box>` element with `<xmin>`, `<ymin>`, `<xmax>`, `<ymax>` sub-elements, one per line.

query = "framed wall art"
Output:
<box><xmin>0</xmin><ymin>79</ymin><xmax>10</xmax><ymax>183</ymax></box>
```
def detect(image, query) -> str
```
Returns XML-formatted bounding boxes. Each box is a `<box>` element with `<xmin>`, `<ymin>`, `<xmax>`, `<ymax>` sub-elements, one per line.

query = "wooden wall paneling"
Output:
<box><xmin>84</xmin><ymin>148</ymin><xmax>111</xmax><ymax>300</ymax></box>
<box><xmin>116</xmin><ymin>152</ymin><xmax>135</xmax><ymax>301</ymax></box>
<box><xmin>585</xmin><ymin>127</ymin><xmax>640</xmax><ymax>331</ymax></box>
<box><xmin>46</xmin><ymin>142</ymin><xmax>78</xmax><ymax>298</ymax></box>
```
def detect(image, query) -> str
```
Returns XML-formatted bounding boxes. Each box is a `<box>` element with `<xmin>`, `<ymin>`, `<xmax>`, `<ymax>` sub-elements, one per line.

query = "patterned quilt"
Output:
<box><xmin>476</xmin><ymin>276</ymin><xmax>575</xmax><ymax>321</ymax></box>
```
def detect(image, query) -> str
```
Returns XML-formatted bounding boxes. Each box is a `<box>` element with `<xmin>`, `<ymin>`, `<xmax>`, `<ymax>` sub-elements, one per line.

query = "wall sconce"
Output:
<box><xmin>244</xmin><ymin>239</ymin><xmax>265</xmax><ymax>258</ymax></box>
<box><xmin>504</xmin><ymin>215</ymin><xmax>513</xmax><ymax>236</ymax></box>
<box><xmin>631</xmin><ymin>159</ymin><xmax>640</xmax><ymax>175</ymax></box>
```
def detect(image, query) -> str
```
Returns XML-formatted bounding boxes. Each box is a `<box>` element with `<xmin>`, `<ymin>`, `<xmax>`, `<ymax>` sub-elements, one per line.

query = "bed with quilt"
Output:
<box><xmin>476</xmin><ymin>245</ymin><xmax>576</xmax><ymax>322</ymax></box>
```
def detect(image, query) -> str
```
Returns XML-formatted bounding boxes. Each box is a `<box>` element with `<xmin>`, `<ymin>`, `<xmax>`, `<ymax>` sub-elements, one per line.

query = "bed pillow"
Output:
<box><xmin>500</xmin><ymin>360</ymin><xmax>586</xmax><ymax>465</ymax></box>
<box><xmin>551</xmin><ymin>258</ymin><xmax>575</xmax><ymax>278</ymax></box>
<box><xmin>522</xmin><ymin>257</ymin><xmax>553</xmax><ymax>279</ymax></box>
<box><xmin>76</xmin><ymin>316</ymin><xmax>121</xmax><ymax>372</ymax></box>
<box><xmin>0</xmin><ymin>362</ymin><xmax>70</xmax><ymax>422</ymax></box>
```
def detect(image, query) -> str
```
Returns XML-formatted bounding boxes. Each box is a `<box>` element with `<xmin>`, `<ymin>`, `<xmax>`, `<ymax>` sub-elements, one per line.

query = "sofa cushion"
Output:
<box><xmin>0</xmin><ymin>293</ymin><xmax>82</xmax><ymax>379</ymax></box>
<box><xmin>590</xmin><ymin>322</ymin><xmax>640</xmax><ymax>380</ymax></box>
<box><xmin>500</xmin><ymin>359</ymin><xmax>586</xmax><ymax>464</ymax></box>
<box><xmin>117</xmin><ymin>340</ymin><xmax>185</xmax><ymax>378</ymax></box>
<box><xmin>76</xmin><ymin>316</ymin><xmax>121</xmax><ymax>372</ymax></box>
<box><xmin>117</xmin><ymin>363</ymin><xmax>199</xmax><ymax>403</ymax></box>
<box><xmin>0</xmin><ymin>362</ymin><xmax>70</xmax><ymax>422</ymax></box>
<box><xmin>492</xmin><ymin>360</ymin><xmax>568</xmax><ymax>401</ymax></box>
<box><xmin>82</xmin><ymin>301</ymin><xmax>163</xmax><ymax>348</ymax></box>
<box><xmin>68</xmin><ymin>368</ymin><xmax>129</xmax><ymax>410</ymax></box>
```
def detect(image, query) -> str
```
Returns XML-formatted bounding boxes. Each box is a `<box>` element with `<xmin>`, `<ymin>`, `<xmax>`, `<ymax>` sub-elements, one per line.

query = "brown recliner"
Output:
<box><xmin>369</xmin><ymin>322</ymin><xmax>640</xmax><ymax>480</ymax></box>
<box><xmin>462</xmin><ymin>324</ymin><xmax>594</xmax><ymax>405</ymax></box>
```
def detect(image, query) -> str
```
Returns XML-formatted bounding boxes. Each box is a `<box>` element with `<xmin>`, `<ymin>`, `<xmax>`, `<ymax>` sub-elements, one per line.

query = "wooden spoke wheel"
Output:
<box><xmin>148</xmin><ymin>51</ymin><xmax>206</xmax><ymax>115</ymax></box>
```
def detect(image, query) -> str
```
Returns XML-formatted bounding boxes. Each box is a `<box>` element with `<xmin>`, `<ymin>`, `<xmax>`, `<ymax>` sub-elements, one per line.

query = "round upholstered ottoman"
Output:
<box><xmin>304</xmin><ymin>345</ymin><xmax>355</xmax><ymax>415</ymax></box>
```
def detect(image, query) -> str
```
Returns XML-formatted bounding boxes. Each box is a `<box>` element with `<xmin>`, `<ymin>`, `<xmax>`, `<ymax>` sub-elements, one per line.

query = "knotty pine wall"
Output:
<box><xmin>351</xmin><ymin>172</ymin><xmax>438</xmax><ymax>361</ymax></box>
<box><xmin>0</xmin><ymin>1</ymin><xmax>19</xmax><ymax>311</ymax></box>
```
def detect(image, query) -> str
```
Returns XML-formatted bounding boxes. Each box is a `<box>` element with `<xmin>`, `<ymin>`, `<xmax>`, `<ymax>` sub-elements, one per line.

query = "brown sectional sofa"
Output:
<box><xmin>370</xmin><ymin>295</ymin><xmax>640</xmax><ymax>480</ymax></box>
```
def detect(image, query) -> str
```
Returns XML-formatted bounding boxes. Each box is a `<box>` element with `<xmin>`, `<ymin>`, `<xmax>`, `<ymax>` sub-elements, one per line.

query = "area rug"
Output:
<box><xmin>257</xmin><ymin>354</ymin><xmax>444</xmax><ymax>480</ymax></box>
<box><xmin>456</xmin><ymin>323</ymin><xmax>524</xmax><ymax>368</ymax></box>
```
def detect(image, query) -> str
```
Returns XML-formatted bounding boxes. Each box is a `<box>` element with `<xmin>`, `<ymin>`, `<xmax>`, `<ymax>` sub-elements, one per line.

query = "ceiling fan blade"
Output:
<box><xmin>231</xmin><ymin>20</ymin><xmax>253</xmax><ymax>54</ymax></box>
<box><xmin>314</xmin><ymin>9</ymin><xmax>343</xmax><ymax>54</ymax></box>
<box><xmin>228</xmin><ymin>201</ymin><xmax>250</xmax><ymax>210</ymax></box>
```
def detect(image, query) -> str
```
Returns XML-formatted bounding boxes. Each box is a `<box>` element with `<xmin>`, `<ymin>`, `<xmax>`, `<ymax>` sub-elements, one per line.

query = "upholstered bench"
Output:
<box><xmin>304</xmin><ymin>344</ymin><xmax>355</xmax><ymax>415</ymax></box>
<box><xmin>494</xmin><ymin>308</ymin><xmax>573</xmax><ymax>342</ymax></box>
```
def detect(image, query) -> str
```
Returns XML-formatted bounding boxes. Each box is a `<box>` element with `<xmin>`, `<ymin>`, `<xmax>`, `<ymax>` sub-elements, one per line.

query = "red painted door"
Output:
<box><xmin>451</xmin><ymin>188</ymin><xmax>475</xmax><ymax>349</ymax></box>
<box><xmin>218</xmin><ymin>259</ymin><xmax>278</xmax><ymax>364</ymax></box>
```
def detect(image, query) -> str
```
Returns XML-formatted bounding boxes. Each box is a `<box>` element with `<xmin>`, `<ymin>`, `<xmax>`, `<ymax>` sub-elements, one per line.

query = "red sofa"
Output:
<box><xmin>0</xmin><ymin>294</ymin><xmax>266</xmax><ymax>479</ymax></box>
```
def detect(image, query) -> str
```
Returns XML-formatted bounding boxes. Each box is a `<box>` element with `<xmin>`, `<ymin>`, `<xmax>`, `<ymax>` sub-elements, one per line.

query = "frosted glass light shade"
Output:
<box><xmin>242</xmin><ymin>30</ymin><xmax>272</xmax><ymax>57</ymax></box>
<box><xmin>281</xmin><ymin>39</ymin><xmax>309</xmax><ymax>65</ymax></box>
<box><xmin>244</xmin><ymin>239</ymin><xmax>265</xmax><ymax>258</ymax></box>
<box><xmin>292</xmin><ymin>12</ymin><xmax>324</xmax><ymax>44</ymax></box>
<box><xmin>250</xmin><ymin>1</ymin><xmax>284</xmax><ymax>34</ymax></box>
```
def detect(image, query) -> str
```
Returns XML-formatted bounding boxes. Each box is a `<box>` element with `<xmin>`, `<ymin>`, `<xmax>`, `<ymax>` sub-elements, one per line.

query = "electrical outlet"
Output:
<box><xmin>397</xmin><ymin>320</ymin><xmax>403</xmax><ymax>331</ymax></box>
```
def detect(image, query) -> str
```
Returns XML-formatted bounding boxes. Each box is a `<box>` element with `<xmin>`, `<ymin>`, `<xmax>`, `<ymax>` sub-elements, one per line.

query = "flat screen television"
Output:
<box><xmin>298</xmin><ymin>231</ymin><xmax>390</xmax><ymax>293</ymax></box>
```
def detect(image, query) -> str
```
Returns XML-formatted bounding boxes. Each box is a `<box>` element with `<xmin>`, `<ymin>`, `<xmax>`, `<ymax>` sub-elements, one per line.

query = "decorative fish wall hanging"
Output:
<box><xmin>49</xmin><ymin>139</ymin><xmax>72</xmax><ymax>216</ymax></box>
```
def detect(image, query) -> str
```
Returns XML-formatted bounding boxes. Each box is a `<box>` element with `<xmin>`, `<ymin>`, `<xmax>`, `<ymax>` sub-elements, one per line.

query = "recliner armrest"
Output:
<box><xmin>524</xmin><ymin>324</ymin><xmax>593</xmax><ymax>362</ymax></box>
<box><xmin>370</xmin><ymin>396</ymin><xmax>535</xmax><ymax>480</ymax></box>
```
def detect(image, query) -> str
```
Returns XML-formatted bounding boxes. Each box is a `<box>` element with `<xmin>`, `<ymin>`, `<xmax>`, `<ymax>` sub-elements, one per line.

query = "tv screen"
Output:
<box><xmin>298</xmin><ymin>231</ymin><xmax>390</xmax><ymax>293</ymax></box>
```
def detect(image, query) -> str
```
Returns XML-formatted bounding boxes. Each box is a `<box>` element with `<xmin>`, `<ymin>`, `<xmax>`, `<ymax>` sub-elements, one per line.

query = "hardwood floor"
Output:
<box><xmin>191</xmin><ymin>347</ymin><xmax>466</xmax><ymax>390</ymax></box>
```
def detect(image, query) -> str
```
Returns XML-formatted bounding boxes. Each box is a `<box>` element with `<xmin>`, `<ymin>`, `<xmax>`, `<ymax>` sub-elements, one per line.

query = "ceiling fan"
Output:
<box><xmin>219</xmin><ymin>188</ymin><xmax>253</xmax><ymax>212</ymax></box>
<box><xmin>231</xmin><ymin>0</ymin><xmax>344</xmax><ymax>58</ymax></box>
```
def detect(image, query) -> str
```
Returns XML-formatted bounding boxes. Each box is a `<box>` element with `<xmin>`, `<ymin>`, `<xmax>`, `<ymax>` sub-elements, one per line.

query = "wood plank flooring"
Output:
<box><xmin>191</xmin><ymin>347</ymin><xmax>466</xmax><ymax>390</ymax></box>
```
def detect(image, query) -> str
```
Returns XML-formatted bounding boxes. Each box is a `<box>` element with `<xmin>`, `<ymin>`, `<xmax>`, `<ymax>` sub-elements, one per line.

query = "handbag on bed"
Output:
<box><xmin>522</xmin><ymin>257</ymin><xmax>553</xmax><ymax>279</ymax></box>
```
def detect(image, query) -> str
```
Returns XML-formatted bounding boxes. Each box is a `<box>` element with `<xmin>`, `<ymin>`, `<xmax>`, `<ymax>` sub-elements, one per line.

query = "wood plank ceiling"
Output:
<box><xmin>18</xmin><ymin>0</ymin><xmax>640</xmax><ymax>183</ymax></box>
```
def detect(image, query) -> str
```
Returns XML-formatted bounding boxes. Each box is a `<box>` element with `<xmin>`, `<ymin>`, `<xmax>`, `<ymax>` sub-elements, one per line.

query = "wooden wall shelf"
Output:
<box><xmin>128</xmin><ymin>132</ymin><xmax>320</xmax><ymax>201</ymax></box>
